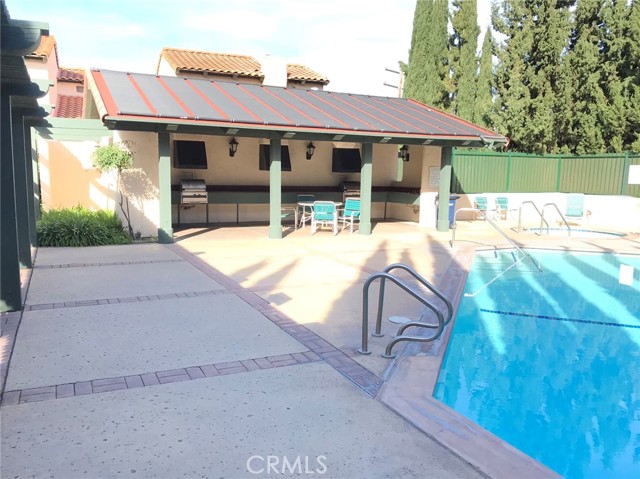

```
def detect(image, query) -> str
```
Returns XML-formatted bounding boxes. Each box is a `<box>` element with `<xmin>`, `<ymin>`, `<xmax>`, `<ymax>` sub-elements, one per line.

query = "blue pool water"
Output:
<box><xmin>433</xmin><ymin>250</ymin><xmax>640</xmax><ymax>479</ymax></box>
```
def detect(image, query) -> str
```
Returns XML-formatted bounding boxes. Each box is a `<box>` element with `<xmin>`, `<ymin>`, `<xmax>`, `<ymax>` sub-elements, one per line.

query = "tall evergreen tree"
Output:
<box><xmin>474</xmin><ymin>29</ymin><xmax>494</xmax><ymax>128</ymax></box>
<box><xmin>404</xmin><ymin>0</ymin><xmax>450</xmax><ymax>109</ymax></box>
<box><xmin>492</xmin><ymin>0</ymin><xmax>575</xmax><ymax>153</ymax></box>
<box><xmin>565</xmin><ymin>0</ymin><xmax>608</xmax><ymax>154</ymax></box>
<box><xmin>450</xmin><ymin>0</ymin><xmax>480</xmax><ymax>121</ymax></box>
<box><xmin>625</xmin><ymin>0</ymin><xmax>640</xmax><ymax>151</ymax></box>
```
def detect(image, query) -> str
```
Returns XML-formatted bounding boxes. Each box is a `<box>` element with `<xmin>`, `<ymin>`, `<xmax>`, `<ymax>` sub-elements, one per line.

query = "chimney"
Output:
<box><xmin>261</xmin><ymin>54</ymin><xmax>287</xmax><ymax>88</ymax></box>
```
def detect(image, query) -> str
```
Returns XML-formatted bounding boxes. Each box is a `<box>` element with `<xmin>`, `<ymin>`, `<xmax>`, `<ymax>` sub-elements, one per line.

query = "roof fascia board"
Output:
<box><xmin>101</xmin><ymin>116</ymin><xmax>500</xmax><ymax>148</ymax></box>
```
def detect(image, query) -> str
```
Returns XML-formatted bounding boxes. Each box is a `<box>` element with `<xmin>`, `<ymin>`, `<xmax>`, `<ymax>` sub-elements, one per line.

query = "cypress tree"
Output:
<box><xmin>474</xmin><ymin>29</ymin><xmax>494</xmax><ymax>128</ymax></box>
<box><xmin>450</xmin><ymin>0</ymin><xmax>480</xmax><ymax>121</ymax></box>
<box><xmin>565</xmin><ymin>0</ymin><xmax>607</xmax><ymax>154</ymax></box>
<box><xmin>493</xmin><ymin>0</ymin><xmax>574</xmax><ymax>153</ymax></box>
<box><xmin>625</xmin><ymin>0</ymin><xmax>640</xmax><ymax>151</ymax></box>
<box><xmin>404</xmin><ymin>0</ymin><xmax>450</xmax><ymax>109</ymax></box>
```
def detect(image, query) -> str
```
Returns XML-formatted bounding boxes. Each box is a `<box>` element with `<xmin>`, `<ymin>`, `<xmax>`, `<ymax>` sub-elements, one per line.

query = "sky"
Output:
<box><xmin>10</xmin><ymin>0</ymin><xmax>492</xmax><ymax>97</ymax></box>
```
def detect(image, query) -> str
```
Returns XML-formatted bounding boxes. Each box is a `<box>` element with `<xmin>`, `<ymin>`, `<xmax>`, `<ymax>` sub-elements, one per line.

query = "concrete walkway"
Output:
<box><xmin>1</xmin><ymin>223</ymin><xmax>486</xmax><ymax>479</ymax></box>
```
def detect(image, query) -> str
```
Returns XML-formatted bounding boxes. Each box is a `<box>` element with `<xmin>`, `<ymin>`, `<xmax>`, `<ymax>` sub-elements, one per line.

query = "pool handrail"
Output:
<box><xmin>541</xmin><ymin>203</ymin><xmax>572</xmax><ymax>237</ymax></box>
<box><xmin>517</xmin><ymin>201</ymin><xmax>549</xmax><ymax>233</ymax></box>
<box><xmin>359</xmin><ymin>266</ymin><xmax>449</xmax><ymax>358</ymax></box>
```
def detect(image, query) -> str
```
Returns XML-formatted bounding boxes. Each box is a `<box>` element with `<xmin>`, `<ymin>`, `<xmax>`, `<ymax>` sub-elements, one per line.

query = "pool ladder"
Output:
<box><xmin>358</xmin><ymin>263</ymin><xmax>453</xmax><ymax>358</ymax></box>
<box><xmin>517</xmin><ymin>201</ymin><xmax>572</xmax><ymax>236</ymax></box>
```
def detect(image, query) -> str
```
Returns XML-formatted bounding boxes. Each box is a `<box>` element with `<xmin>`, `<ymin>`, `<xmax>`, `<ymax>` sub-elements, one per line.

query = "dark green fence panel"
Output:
<box><xmin>559</xmin><ymin>156</ymin><xmax>626</xmax><ymax>194</ymax></box>
<box><xmin>451</xmin><ymin>149</ymin><xmax>639</xmax><ymax>197</ymax></box>
<box><xmin>451</xmin><ymin>153</ymin><xmax>508</xmax><ymax>193</ymax></box>
<box><xmin>509</xmin><ymin>155</ymin><xmax>559</xmax><ymax>192</ymax></box>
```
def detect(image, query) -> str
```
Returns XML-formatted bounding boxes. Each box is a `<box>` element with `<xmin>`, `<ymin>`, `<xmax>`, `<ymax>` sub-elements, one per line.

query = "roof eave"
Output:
<box><xmin>101</xmin><ymin>115</ymin><xmax>507</xmax><ymax>148</ymax></box>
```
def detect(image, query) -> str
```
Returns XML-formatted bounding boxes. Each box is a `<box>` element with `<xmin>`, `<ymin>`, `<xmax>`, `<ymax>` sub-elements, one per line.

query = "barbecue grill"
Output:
<box><xmin>341</xmin><ymin>181</ymin><xmax>360</xmax><ymax>203</ymax></box>
<box><xmin>178</xmin><ymin>179</ymin><xmax>209</xmax><ymax>223</ymax></box>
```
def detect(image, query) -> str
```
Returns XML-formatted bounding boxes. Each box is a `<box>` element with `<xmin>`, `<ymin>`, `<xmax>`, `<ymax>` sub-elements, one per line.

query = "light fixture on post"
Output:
<box><xmin>398</xmin><ymin>144</ymin><xmax>409</xmax><ymax>162</ymax></box>
<box><xmin>306</xmin><ymin>141</ymin><xmax>315</xmax><ymax>160</ymax></box>
<box><xmin>228</xmin><ymin>137</ymin><xmax>238</xmax><ymax>157</ymax></box>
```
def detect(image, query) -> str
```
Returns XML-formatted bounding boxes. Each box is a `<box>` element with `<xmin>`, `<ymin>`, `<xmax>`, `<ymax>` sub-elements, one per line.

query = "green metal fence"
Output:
<box><xmin>451</xmin><ymin>150</ymin><xmax>640</xmax><ymax>196</ymax></box>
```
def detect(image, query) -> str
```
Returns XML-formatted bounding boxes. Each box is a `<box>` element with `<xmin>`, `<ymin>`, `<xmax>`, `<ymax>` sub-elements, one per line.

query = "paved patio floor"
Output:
<box><xmin>2</xmin><ymin>220</ymin><xmax>638</xmax><ymax>478</ymax></box>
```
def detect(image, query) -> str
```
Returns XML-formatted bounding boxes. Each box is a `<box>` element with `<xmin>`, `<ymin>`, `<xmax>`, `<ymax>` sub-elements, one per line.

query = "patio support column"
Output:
<box><xmin>11</xmin><ymin>112</ymin><xmax>33</xmax><ymax>268</ymax></box>
<box><xmin>1</xmin><ymin>94</ymin><xmax>22</xmax><ymax>312</ymax></box>
<box><xmin>359</xmin><ymin>142</ymin><xmax>373</xmax><ymax>235</ymax></box>
<box><xmin>268</xmin><ymin>138</ymin><xmax>282</xmax><ymax>239</ymax></box>
<box><xmin>24</xmin><ymin>124</ymin><xmax>39</xmax><ymax>247</ymax></box>
<box><xmin>157</xmin><ymin>132</ymin><xmax>173</xmax><ymax>244</ymax></box>
<box><xmin>436</xmin><ymin>146</ymin><xmax>453</xmax><ymax>232</ymax></box>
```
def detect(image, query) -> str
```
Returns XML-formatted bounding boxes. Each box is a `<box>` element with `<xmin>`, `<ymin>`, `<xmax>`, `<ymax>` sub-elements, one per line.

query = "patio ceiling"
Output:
<box><xmin>88</xmin><ymin>69</ymin><xmax>508</xmax><ymax>148</ymax></box>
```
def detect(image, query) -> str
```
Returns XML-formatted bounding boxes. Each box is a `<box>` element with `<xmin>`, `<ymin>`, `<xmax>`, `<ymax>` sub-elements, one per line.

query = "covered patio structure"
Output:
<box><xmin>86</xmin><ymin>69</ymin><xmax>508</xmax><ymax>242</ymax></box>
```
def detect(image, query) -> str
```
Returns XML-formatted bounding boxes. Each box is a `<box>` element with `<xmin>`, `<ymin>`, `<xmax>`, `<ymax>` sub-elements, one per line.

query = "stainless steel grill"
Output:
<box><xmin>180</xmin><ymin>179</ymin><xmax>208</xmax><ymax>205</ymax></box>
<box><xmin>341</xmin><ymin>181</ymin><xmax>360</xmax><ymax>203</ymax></box>
<box><xmin>178</xmin><ymin>179</ymin><xmax>209</xmax><ymax>224</ymax></box>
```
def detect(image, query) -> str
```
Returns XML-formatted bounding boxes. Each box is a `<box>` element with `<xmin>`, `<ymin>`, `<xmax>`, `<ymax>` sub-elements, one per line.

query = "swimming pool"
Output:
<box><xmin>433</xmin><ymin>250</ymin><xmax>640</xmax><ymax>479</ymax></box>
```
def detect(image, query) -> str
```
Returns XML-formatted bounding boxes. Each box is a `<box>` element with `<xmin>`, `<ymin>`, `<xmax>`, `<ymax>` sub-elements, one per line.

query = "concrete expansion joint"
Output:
<box><xmin>1</xmin><ymin>352</ymin><xmax>324</xmax><ymax>407</ymax></box>
<box><xmin>164</xmin><ymin>243</ymin><xmax>385</xmax><ymax>398</ymax></box>
<box><xmin>33</xmin><ymin>258</ymin><xmax>184</xmax><ymax>269</ymax></box>
<box><xmin>24</xmin><ymin>289</ymin><xmax>232</xmax><ymax>311</ymax></box>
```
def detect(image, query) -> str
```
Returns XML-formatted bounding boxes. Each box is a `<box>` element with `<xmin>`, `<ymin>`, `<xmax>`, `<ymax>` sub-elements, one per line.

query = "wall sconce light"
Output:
<box><xmin>228</xmin><ymin>137</ymin><xmax>238</xmax><ymax>157</ymax></box>
<box><xmin>306</xmin><ymin>141</ymin><xmax>315</xmax><ymax>160</ymax></box>
<box><xmin>398</xmin><ymin>144</ymin><xmax>409</xmax><ymax>162</ymax></box>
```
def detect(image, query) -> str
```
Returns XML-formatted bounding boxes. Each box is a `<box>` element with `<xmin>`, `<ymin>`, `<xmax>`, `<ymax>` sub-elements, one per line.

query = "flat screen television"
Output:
<box><xmin>259</xmin><ymin>144</ymin><xmax>291</xmax><ymax>171</ymax></box>
<box><xmin>173</xmin><ymin>140</ymin><xmax>208</xmax><ymax>169</ymax></box>
<box><xmin>332</xmin><ymin>148</ymin><xmax>361</xmax><ymax>173</ymax></box>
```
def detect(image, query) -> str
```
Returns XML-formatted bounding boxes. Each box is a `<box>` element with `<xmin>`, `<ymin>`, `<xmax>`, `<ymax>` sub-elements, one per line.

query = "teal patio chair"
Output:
<box><xmin>496</xmin><ymin>196</ymin><xmax>516</xmax><ymax>220</ymax></box>
<box><xmin>474</xmin><ymin>196</ymin><xmax>493</xmax><ymax>220</ymax></box>
<box><xmin>339</xmin><ymin>197</ymin><xmax>361</xmax><ymax>233</ymax></box>
<box><xmin>297</xmin><ymin>194</ymin><xmax>315</xmax><ymax>227</ymax></box>
<box><xmin>565</xmin><ymin>193</ymin><xmax>590</xmax><ymax>224</ymax></box>
<box><xmin>311</xmin><ymin>201</ymin><xmax>338</xmax><ymax>235</ymax></box>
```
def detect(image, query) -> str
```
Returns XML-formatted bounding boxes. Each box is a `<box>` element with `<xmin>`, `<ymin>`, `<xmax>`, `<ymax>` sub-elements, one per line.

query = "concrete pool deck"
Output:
<box><xmin>1</xmin><ymin>220</ymin><xmax>638</xmax><ymax>478</ymax></box>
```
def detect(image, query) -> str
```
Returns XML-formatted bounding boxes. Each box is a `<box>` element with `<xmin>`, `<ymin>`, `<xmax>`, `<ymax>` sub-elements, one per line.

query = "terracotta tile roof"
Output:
<box><xmin>158</xmin><ymin>47</ymin><xmax>264</xmax><ymax>79</ymax></box>
<box><xmin>287</xmin><ymin>64</ymin><xmax>329</xmax><ymax>85</ymax></box>
<box><xmin>54</xmin><ymin>94</ymin><xmax>83</xmax><ymax>118</ymax></box>
<box><xmin>57</xmin><ymin>68</ymin><xmax>85</xmax><ymax>83</ymax></box>
<box><xmin>27</xmin><ymin>35</ymin><xmax>57</xmax><ymax>61</ymax></box>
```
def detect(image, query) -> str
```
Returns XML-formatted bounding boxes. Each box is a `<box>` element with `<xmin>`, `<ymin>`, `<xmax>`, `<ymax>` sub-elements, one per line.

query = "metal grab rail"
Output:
<box><xmin>518</xmin><ymin>201</ymin><xmax>549</xmax><ymax>233</ymax></box>
<box><xmin>374</xmin><ymin>263</ymin><xmax>453</xmax><ymax>336</ymax></box>
<box><xmin>541</xmin><ymin>203</ymin><xmax>572</xmax><ymax>236</ymax></box>
<box><xmin>359</xmin><ymin>264</ymin><xmax>452</xmax><ymax>358</ymax></box>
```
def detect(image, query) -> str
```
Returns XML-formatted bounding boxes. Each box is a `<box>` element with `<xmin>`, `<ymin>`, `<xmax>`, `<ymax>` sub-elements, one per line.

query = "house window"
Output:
<box><xmin>173</xmin><ymin>140</ymin><xmax>208</xmax><ymax>169</ymax></box>
<box><xmin>259</xmin><ymin>144</ymin><xmax>291</xmax><ymax>171</ymax></box>
<box><xmin>76</xmin><ymin>86</ymin><xmax>84</xmax><ymax>93</ymax></box>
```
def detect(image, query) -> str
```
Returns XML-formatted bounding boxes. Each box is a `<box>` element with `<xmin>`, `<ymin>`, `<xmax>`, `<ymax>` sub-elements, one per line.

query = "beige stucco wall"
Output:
<box><xmin>419</xmin><ymin>146</ymin><xmax>445</xmax><ymax>228</ymax></box>
<box><xmin>56</xmin><ymin>80</ymin><xmax>83</xmax><ymax>97</ymax></box>
<box><xmin>37</xmin><ymin>137</ymin><xmax>117</xmax><ymax>212</ymax></box>
<box><xmin>25</xmin><ymin>57</ymin><xmax>58</xmax><ymax>108</ymax></box>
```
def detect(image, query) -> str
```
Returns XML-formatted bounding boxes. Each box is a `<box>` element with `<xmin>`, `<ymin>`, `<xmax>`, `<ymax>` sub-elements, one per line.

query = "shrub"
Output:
<box><xmin>37</xmin><ymin>206</ymin><xmax>132</xmax><ymax>247</ymax></box>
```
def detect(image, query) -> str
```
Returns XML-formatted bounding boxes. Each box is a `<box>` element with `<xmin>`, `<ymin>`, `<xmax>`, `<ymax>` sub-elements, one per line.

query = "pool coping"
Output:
<box><xmin>378</xmin><ymin>244</ymin><xmax>560</xmax><ymax>479</ymax></box>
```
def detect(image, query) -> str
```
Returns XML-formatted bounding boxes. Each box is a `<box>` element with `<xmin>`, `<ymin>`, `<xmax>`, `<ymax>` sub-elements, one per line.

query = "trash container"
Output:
<box><xmin>436</xmin><ymin>194</ymin><xmax>460</xmax><ymax>227</ymax></box>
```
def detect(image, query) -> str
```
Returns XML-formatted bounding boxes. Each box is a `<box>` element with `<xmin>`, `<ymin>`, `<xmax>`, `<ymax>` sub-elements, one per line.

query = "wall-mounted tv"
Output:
<box><xmin>332</xmin><ymin>148</ymin><xmax>361</xmax><ymax>173</ymax></box>
<box><xmin>259</xmin><ymin>144</ymin><xmax>292</xmax><ymax>171</ymax></box>
<box><xmin>173</xmin><ymin>140</ymin><xmax>208</xmax><ymax>169</ymax></box>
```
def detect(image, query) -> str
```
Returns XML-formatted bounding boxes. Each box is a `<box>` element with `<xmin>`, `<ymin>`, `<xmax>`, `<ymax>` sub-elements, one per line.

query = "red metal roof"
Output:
<box><xmin>88</xmin><ymin>69</ymin><xmax>507</xmax><ymax>147</ymax></box>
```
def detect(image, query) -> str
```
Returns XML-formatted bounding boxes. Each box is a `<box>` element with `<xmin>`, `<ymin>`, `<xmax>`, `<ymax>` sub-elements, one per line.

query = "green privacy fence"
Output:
<box><xmin>451</xmin><ymin>150</ymin><xmax>640</xmax><ymax>197</ymax></box>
